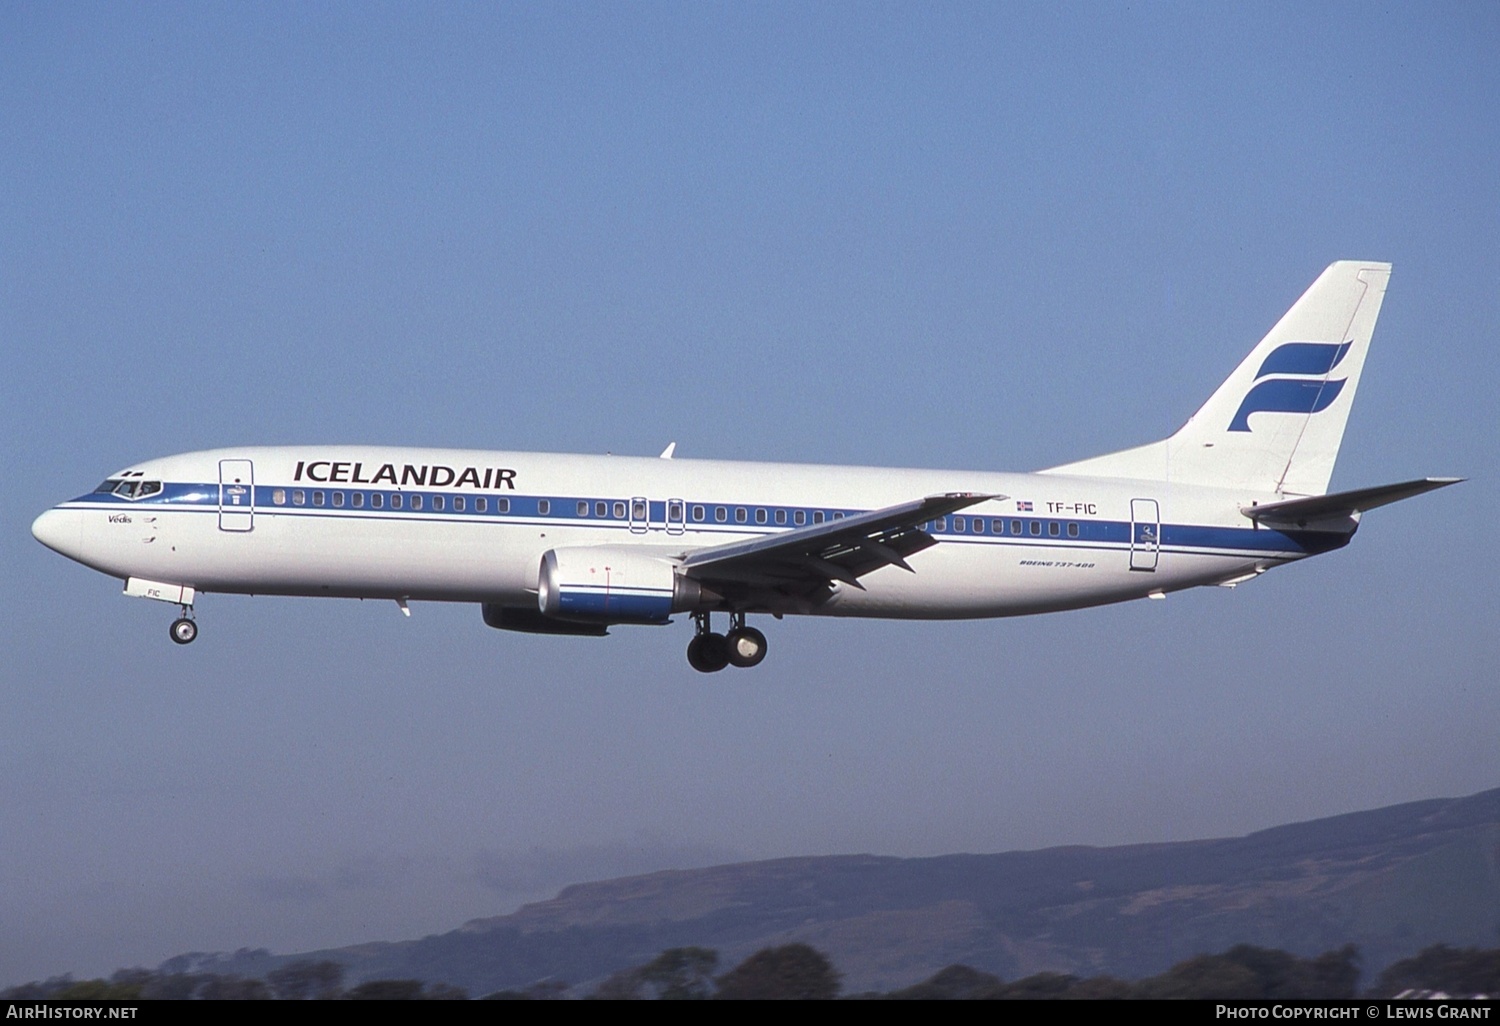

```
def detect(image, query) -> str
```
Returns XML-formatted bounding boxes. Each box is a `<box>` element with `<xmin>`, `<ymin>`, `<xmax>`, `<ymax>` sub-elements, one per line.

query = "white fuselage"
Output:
<box><xmin>32</xmin><ymin>445</ymin><xmax>1343</xmax><ymax>620</ymax></box>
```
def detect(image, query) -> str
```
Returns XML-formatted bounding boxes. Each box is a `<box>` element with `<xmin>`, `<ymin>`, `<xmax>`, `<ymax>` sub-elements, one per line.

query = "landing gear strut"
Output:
<box><xmin>169</xmin><ymin>608</ymin><xmax>198</xmax><ymax>645</ymax></box>
<box><xmin>685</xmin><ymin>612</ymin><xmax>768</xmax><ymax>672</ymax></box>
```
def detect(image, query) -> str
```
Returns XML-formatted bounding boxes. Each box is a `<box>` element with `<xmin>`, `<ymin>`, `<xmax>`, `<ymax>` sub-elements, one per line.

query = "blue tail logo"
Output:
<box><xmin>1229</xmin><ymin>341</ymin><xmax>1351</xmax><ymax>432</ymax></box>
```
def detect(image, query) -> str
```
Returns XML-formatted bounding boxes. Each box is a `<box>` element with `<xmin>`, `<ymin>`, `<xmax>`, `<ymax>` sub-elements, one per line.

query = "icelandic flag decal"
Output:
<box><xmin>1016</xmin><ymin>501</ymin><xmax>1033</xmax><ymax>511</ymax></box>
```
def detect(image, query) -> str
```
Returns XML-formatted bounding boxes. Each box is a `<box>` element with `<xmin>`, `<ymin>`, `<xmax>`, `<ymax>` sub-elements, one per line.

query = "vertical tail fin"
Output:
<box><xmin>1041</xmin><ymin>261</ymin><xmax>1391</xmax><ymax>495</ymax></box>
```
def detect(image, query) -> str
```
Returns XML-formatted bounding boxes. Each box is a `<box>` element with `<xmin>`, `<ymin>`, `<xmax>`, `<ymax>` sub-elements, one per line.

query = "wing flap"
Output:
<box><xmin>682</xmin><ymin>492</ymin><xmax>1003</xmax><ymax>592</ymax></box>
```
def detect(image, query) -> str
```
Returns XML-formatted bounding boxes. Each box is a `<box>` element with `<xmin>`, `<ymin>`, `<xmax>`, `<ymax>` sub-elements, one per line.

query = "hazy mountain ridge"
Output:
<box><xmin>181</xmin><ymin>788</ymin><xmax>1500</xmax><ymax>994</ymax></box>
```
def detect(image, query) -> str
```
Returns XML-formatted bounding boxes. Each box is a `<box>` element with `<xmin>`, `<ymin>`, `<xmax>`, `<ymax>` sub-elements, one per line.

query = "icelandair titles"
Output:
<box><xmin>293</xmin><ymin>460</ymin><xmax>517</xmax><ymax>490</ymax></box>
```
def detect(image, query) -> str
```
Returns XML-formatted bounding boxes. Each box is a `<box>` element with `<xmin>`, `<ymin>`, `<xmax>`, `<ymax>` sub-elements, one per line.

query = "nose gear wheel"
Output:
<box><xmin>169</xmin><ymin>617</ymin><xmax>198</xmax><ymax>645</ymax></box>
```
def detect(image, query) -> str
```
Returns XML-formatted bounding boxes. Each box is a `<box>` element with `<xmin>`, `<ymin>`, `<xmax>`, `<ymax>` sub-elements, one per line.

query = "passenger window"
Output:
<box><xmin>612</xmin><ymin>501</ymin><xmax>625</xmax><ymax>518</ymax></box>
<box><xmin>433</xmin><ymin>495</ymin><xmax>445</xmax><ymax>511</ymax></box>
<box><xmin>273</xmin><ymin>489</ymin><xmax>287</xmax><ymax>505</ymax></box>
<box><xmin>577</xmin><ymin>500</ymin><xmax>589</xmax><ymax>516</ymax></box>
<box><xmin>632</xmin><ymin>499</ymin><xmax>647</xmax><ymax>520</ymax></box>
<box><xmin>735</xmin><ymin>508</ymin><xmax>747</xmax><ymax>524</ymax></box>
<box><xmin>973</xmin><ymin>519</ymin><xmax>984</xmax><ymax>533</ymax></box>
<box><xmin>692</xmin><ymin>505</ymin><xmax>705</xmax><ymax>522</ymax></box>
<box><xmin>454</xmin><ymin>496</ymin><xmax>465</xmax><ymax>512</ymax></box>
<box><xmin>991</xmin><ymin>519</ymin><xmax>1002</xmax><ymax>533</ymax></box>
<box><xmin>1068</xmin><ymin>522</ymin><xmax>1079</xmax><ymax>538</ymax></box>
<box><xmin>313</xmin><ymin>491</ymin><xmax>325</xmax><ymax>507</ymax></box>
<box><xmin>935</xmin><ymin>517</ymin><xmax>946</xmax><ymax>532</ymax></box>
<box><xmin>1048</xmin><ymin>522</ymin><xmax>1059</xmax><ymax>537</ymax></box>
<box><xmin>669</xmin><ymin>500</ymin><xmax>684</xmax><ymax>522</ymax></box>
<box><xmin>538</xmin><ymin>499</ymin><xmax>550</xmax><ymax>515</ymax></box>
<box><xmin>371</xmin><ymin>493</ymin><xmax>383</xmax><ymax>509</ymax></box>
<box><xmin>333</xmin><ymin>492</ymin><xmax>344</xmax><ymax>508</ymax></box>
<box><xmin>293</xmin><ymin>490</ymin><xmax>305</xmax><ymax>506</ymax></box>
<box><xmin>715</xmin><ymin>507</ymin><xmax>727</xmax><ymax>523</ymax></box>
<box><xmin>833</xmin><ymin>512</ymin><xmax>845</xmax><ymax>520</ymax></box>
<box><xmin>391</xmin><ymin>494</ymin><xmax>402</xmax><ymax>510</ymax></box>
<box><xmin>596</xmin><ymin>501</ymin><xmax>607</xmax><ymax>517</ymax></box>
<box><xmin>954</xmin><ymin>517</ymin><xmax>966</xmax><ymax>532</ymax></box>
<box><xmin>755</xmin><ymin>508</ymin><xmax>767</xmax><ymax>525</ymax></box>
<box><xmin>497</xmin><ymin>498</ymin><xmax>509</xmax><ymax>513</ymax></box>
<box><xmin>813</xmin><ymin>511</ymin><xmax>824</xmax><ymax>524</ymax></box>
<box><xmin>352</xmin><ymin>492</ymin><xmax>364</xmax><ymax>508</ymax></box>
<box><xmin>775</xmin><ymin>509</ymin><xmax>786</xmax><ymax>525</ymax></box>
<box><xmin>794</xmin><ymin>510</ymin><xmax>806</xmax><ymax>526</ymax></box>
<box><xmin>477</xmin><ymin>497</ymin><xmax>487</xmax><ymax>513</ymax></box>
<box><xmin>1029</xmin><ymin>521</ymin><xmax>1040</xmax><ymax>535</ymax></box>
<box><xmin>411</xmin><ymin>495</ymin><xmax>422</xmax><ymax>510</ymax></box>
<box><xmin>1011</xmin><ymin>520</ymin><xmax>1021</xmax><ymax>535</ymax></box>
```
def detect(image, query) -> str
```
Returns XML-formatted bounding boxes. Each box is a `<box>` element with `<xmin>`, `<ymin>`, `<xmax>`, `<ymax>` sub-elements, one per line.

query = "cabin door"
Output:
<box><xmin>1129</xmin><ymin>498</ymin><xmax>1159</xmax><ymax>571</ymax></box>
<box><xmin>219</xmin><ymin>459</ymin><xmax>255</xmax><ymax>532</ymax></box>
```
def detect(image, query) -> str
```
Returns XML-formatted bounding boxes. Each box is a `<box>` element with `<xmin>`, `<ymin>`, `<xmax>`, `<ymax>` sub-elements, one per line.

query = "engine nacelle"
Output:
<box><xmin>482</xmin><ymin>604</ymin><xmax>609</xmax><ymax>636</ymax></box>
<box><xmin>538</xmin><ymin>546</ymin><xmax>704</xmax><ymax>624</ymax></box>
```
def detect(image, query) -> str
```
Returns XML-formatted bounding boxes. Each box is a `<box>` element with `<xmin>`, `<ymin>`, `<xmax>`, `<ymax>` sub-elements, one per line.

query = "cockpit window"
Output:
<box><xmin>107</xmin><ymin>479</ymin><xmax>162</xmax><ymax>500</ymax></box>
<box><xmin>95</xmin><ymin>479</ymin><xmax>121</xmax><ymax>493</ymax></box>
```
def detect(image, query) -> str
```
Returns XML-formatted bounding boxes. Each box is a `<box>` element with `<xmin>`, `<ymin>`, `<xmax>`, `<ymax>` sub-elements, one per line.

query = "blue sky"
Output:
<box><xmin>3</xmin><ymin>2</ymin><xmax>1497</xmax><ymax>983</ymax></box>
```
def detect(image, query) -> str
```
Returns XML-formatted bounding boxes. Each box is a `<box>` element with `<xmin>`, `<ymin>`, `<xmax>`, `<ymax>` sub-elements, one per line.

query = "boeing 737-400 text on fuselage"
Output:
<box><xmin>33</xmin><ymin>262</ymin><xmax>1459</xmax><ymax>671</ymax></box>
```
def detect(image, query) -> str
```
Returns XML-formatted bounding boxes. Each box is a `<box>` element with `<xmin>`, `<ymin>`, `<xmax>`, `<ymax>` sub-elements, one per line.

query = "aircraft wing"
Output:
<box><xmin>681</xmin><ymin>492</ymin><xmax>1003</xmax><ymax>594</ymax></box>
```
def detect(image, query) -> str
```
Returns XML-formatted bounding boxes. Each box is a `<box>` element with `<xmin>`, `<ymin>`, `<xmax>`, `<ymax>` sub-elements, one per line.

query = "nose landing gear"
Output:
<box><xmin>686</xmin><ymin>612</ymin><xmax>767</xmax><ymax>672</ymax></box>
<box><xmin>169</xmin><ymin>607</ymin><xmax>198</xmax><ymax>645</ymax></box>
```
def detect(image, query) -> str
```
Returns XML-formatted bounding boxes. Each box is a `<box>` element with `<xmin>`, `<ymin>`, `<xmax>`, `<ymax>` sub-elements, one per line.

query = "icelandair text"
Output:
<box><xmin>293</xmin><ymin>461</ymin><xmax>517</xmax><ymax>490</ymax></box>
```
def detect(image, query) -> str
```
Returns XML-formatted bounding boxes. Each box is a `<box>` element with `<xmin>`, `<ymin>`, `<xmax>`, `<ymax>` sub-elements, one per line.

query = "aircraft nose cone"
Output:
<box><xmin>32</xmin><ymin>508</ymin><xmax>81</xmax><ymax>558</ymax></box>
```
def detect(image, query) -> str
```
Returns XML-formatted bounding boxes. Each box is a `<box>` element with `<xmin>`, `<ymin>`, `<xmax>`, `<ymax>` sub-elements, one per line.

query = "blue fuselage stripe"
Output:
<box><xmin>63</xmin><ymin>481</ymin><xmax>1342</xmax><ymax>559</ymax></box>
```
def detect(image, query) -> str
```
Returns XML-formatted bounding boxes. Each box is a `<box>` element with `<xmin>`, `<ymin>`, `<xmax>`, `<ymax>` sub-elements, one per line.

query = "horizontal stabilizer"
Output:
<box><xmin>1241</xmin><ymin>477</ymin><xmax>1462</xmax><ymax>527</ymax></box>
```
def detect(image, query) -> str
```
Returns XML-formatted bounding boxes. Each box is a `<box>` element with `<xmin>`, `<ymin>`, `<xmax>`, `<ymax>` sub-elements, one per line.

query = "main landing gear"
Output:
<box><xmin>169</xmin><ymin>607</ymin><xmax>198</xmax><ymax>645</ymax></box>
<box><xmin>686</xmin><ymin>612</ymin><xmax>767</xmax><ymax>673</ymax></box>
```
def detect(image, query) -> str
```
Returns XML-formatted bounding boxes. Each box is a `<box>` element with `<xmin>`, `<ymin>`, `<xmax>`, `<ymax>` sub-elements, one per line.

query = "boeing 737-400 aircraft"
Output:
<box><xmin>33</xmin><ymin>261</ymin><xmax>1459</xmax><ymax>671</ymax></box>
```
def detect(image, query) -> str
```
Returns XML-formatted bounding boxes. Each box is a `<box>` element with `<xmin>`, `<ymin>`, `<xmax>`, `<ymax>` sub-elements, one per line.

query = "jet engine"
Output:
<box><xmin>481</xmin><ymin>604</ymin><xmax>609</xmax><ymax>636</ymax></box>
<box><xmin>537</xmin><ymin>546</ymin><xmax>706</xmax><ymax>624</ymax></box>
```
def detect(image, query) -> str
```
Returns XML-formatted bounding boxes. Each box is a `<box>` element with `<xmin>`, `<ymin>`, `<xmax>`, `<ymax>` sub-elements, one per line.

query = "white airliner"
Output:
<box><xmin>33</xmin><ymin>261</ymin><xmax>1458</xmax><ymax>671</ymax></box>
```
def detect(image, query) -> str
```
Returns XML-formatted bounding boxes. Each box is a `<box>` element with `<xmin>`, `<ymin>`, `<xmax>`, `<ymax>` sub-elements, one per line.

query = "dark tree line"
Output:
<box><xmin>878</xmin><ymin>944</ymin><xmax>1360</xmax><ymax>1000</ymax></box>
<box><xmin>879</xmin><ymin>943</ymin><xmax>1500</xmax><ymax>1000</ymax></box>
<box><xmin>1371</xmin><ymin>944</ymin><xmax>1500</xmax><ymax>998</ymax></box>
<box><xmin>6</xmin><ymin>942</ymin><xmax>1499</xmax><ymax>1000</ymax></box>
<box><xmin>0</xmin><ymin>961</ymin><xmax>466</xmax><ymax>1001</ymax></box>
<box><xmin>587</xmin><ymin>944</ymin><xmax>839</xmax><ymax>1000</ymax></box>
